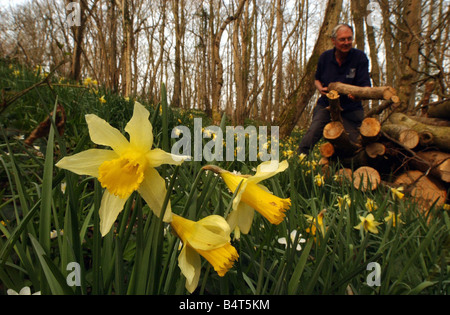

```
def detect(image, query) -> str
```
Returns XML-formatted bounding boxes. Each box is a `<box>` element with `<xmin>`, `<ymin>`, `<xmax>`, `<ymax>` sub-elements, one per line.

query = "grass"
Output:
<box><xmin>0</xmin><ymin>59</ymin><xmax>449</xmax><ymax>295</ymax></box>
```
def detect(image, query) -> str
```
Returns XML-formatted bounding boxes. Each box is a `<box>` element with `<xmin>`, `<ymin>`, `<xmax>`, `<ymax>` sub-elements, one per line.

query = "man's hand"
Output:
<box><xmin>319</xmin><ymin>86</ymin><xmax>329</xmax><ymax>96</ymax></box>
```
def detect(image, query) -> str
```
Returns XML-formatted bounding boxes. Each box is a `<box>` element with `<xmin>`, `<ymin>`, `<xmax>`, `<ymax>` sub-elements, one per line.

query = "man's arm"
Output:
<box><xmin>315</xmin><ymin>80</ymin><xmax>328</xmax><ymax>96</ymax></box>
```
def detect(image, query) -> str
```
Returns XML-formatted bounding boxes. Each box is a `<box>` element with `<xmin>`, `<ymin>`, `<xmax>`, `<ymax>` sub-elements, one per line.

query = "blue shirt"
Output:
<box><xmin>315</xmin><ymin>48</ymin><xmax>371</xmax><ymax>112</ymax></box>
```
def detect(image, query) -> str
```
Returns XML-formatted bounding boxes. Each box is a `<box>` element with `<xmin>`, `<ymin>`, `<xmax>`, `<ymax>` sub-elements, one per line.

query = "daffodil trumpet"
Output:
<box><xmin>169</xmin><ymin>214</ymin><xmax>239</xmax><ymax>293</ymax></box>
<box><xmin>203</xmin><ymin>160</ymin><xmax>290</xmax><ymax>237</ymax></box>
<box><xmin>56</xmin><ymin>102</ymin><xmax>189</xmax><ymax>236</ymax></box>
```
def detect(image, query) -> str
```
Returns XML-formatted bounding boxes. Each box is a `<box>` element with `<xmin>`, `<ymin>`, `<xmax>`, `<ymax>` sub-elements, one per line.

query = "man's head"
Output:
<box><xmin>331</xmin><ymin>24</ymin><xmax>354</xmax><ymax>54</ymax></box>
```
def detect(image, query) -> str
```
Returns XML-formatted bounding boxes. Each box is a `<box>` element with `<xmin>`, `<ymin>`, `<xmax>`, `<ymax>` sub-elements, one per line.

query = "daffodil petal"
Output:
<box><xmin>138</xmin><ymin>167</ymin><xmax>173</xmax><ymax>222</ymax></box>
<box><xmin>186</xmin><ymin>216</ymin><xmax>231</xmax><ymax>251</ymax></box>
<box><xmin>249</xmin><ymin>160</ymin><xmax>289</xmax><ymax>184</ymax></box>
<box><xmin>56</xmin><ymin>149</ymin><xmax>119</xmax><ymax>177</ymax></box>
<box><xmin>86</xmin><ymin>114</ymin><xmax>129</xmax><ymax>154</ymax></box>
<box><xmin>146</xmin><ymin>148</ymin><xmax>190</xmax><ymax>168</ymax></box>
<box><xmin>125</xmin><ymin>102</ymin><xmax>153</xmax><ymax>151</ymax></box>
<box><xmin>197</xmin><ymin>215</ymin><xmax>231</xmax><ymax>238</ymax></box>
<box><xmin>99</xmin><ymin>190</ymin><xmax>129</xmax><ymax>236</ymax></box>
<box><xmin>178</xmin><ymin>245</ymin><xmax>201</xmax><ymax>293</ymax></box>
<box><xmin>227</xmin><ymin>202</ymin><xmax>254</xmax><ymax>235</ymax></box>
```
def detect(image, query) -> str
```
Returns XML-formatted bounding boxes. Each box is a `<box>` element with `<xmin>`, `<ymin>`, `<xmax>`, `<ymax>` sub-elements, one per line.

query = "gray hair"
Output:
<box><xmin>331</xmin><ymin>24</ymin><xmax>354</xmax><ymax>39</ymax></box>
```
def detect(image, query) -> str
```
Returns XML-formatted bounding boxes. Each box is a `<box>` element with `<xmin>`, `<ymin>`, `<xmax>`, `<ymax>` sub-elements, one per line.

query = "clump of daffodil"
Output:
<box><xmin>305</xmin><ymin>209</ymin><xmax>327</xmax><ymax>238</ymax></box>
<box><xmin>203</xmin><ymin>160</ymin><xmax>290</xmax><ymax>238</ymax></box>
<box><xmin>314</xmin><ymin>173</ymin><xmax>325</xmax><ymax>187</ymax></box>
<box><xmin>354</xmin><ymin>213</ymin><xmax>382</xmax><ymax>234</ymax></box>
<box><xmin>336</xmin><ymin>194</ymin><xmax>351</xmax><ymax>211</ymax></box>
<box><xmin>365</xmin><ymin>198</ymin><xmax>378</xmax><ymax>212</ymax></box>
<box><xmin>170</xmin><ymin>214</ymin><xmax>239</xmax><ymax>293</ymax></box>
<box><xmin>56</xmin><ymin>102</ymin><xmax>189</xmax><ymax>236</ymax></box>
<box><xmin>390</xmin><ymin>186</ymin><xmax>404</xmax><ymax>200</ymax></box>
<box><xmin>384</xmin><ymin>211</ymin><xmax>404</xmax><ymax>227</ymax></box>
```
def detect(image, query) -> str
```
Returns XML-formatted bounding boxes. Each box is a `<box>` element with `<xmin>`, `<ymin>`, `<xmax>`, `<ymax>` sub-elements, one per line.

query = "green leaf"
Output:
<box><xmin>29</xmin><ymin>234</ymin><xmax>73</xmax><ymax>295</ymax></box>
<box><xmin>287</xmin><ymin>238</ymin><xmax>313</xmax><ymax>295</ymax></box>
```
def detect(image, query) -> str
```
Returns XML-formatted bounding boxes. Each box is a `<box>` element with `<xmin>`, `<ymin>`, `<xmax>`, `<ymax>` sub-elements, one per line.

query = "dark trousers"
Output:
<box><xmin>298</xmin><ymin>105</ymin><xmax>364</xmax><ymax>155</ymax></box>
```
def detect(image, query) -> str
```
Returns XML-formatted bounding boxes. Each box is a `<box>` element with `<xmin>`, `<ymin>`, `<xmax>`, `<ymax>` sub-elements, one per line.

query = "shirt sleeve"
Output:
<box><xmin>355</xmin><ymin>53</ymin><xmax>372</xmax><ymax>87</ymax></box>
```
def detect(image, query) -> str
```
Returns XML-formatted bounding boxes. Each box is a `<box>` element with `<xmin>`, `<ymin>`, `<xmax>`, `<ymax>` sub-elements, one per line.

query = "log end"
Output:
<box><xmin>323</xmin><ymin>121</ymin><xmax>345</xmax><ymax>140</ymax></box>
<box><xmin>320</xmin><ymin>142</ymin><xmax>335</xmax><ymax>158</ymax></box>
<box><xmin>360</xmin><ymin>117</ymin><xmax>381</xmax><ymax>138</ymax></box>
<box><xmin>353</xmin><ymin>166</ymin><xmax>381</xmax><ymax>191</ymax></box>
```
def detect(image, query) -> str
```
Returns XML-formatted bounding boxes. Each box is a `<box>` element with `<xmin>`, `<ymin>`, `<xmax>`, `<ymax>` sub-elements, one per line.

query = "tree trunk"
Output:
<box><xmin>121</xmin><ymin>0</ymin><xmax>133</xmax><ymax>97</ymax></box>
<box><xmin>69</xmin><ymin>0</ymin><xmax>86</xmax><ymax>81</ymax></box>
<box><xmin>397</xmin><ymin>0</ymin><xmax>422</xmax><ymax>111</ymax></box>
<box><xmin>211</xmin><ymin>0</ymin><xmax>247</xmax><ymax>124</ymax></box>
<box><xmin>277</xmin><ymin>0</ymin><xmax>343</xmax><ymax>138</ymax></box>
<box><xmin>172</xmin><ymin>0</ymin><xmax>182</xmax><ymax>108</ymax></box>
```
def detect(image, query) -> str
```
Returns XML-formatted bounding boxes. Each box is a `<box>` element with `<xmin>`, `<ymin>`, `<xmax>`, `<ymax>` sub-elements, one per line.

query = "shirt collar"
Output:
<box><xmin>332</xmin><ymin>47</ymin><xmax>354</xmax><ymax>66</ymax></box>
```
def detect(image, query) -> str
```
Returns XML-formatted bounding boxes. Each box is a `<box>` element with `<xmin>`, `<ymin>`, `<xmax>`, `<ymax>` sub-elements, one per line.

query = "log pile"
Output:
<box><xmin>319</xmin><ymin>82</ymin><xmax>450</xmax><ymax>214</ymax></box>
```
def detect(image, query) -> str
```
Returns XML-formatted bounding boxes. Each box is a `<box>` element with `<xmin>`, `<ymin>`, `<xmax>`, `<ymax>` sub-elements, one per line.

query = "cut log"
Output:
<box><xmin>360</xmin><ymin>117</ymin><xmax>381</xmax><ymax>142</ymax></box>
<box><xmin>326</xmin><ymin>90</ymin><xmax>343</xmax><ymax>122</ymax></box>
<box><xmin>328</xmin><ymin>82</ymin><xmax>397</xmax><ymax>100</ymax></box>
<box><xmin>353</xmin><ymin>166</ymin><xmax>381</xmax><ymax>191</ymax></box>
<box><xmin>319</xmin><ymin>142</ymin><xmax>335</xmax><ymax>158</ymax></box>
<box><xmin>394</xmin><ymin>170</ymin><xmax>447</xmax><ymax>213</ymax></box>
<box><xmin>335</xmin><ymin>168</ymin><xmax>353</xmax><ymax>184</ymax></box>
<box><xmin>409</xmin><ymin>151</ymin><xmax>450</xmax><ymax>183</ymax></box>
<box><xmin>323</xmin><ymin>121</ymin><xmax>360</xmax><ymax>155</ymax></box>
<box><xmin>365</xmin><ymin>142</ymin><xmax>386</xmax><ymax>159</ymax></box>
<box><xmin>381</xmin><ymin>123</ymin><xmax>419</xmax><ymax>149</ymax></box>
<box><xmin>388</xmin><ymin>112</ymin><xmax>450</xmax><ymax>151</ymax></box>
<box><xmin>427</xmin><ymin>99</ymin><xmax>450</xmax><ymax>120</ymax></box>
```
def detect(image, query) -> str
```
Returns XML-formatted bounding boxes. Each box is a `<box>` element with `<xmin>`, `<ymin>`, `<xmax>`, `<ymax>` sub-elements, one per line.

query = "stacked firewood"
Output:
<box><xmin>319</xmin><ymin>82</ymin><xmax>450</xmax><ymax>213</ymax></box>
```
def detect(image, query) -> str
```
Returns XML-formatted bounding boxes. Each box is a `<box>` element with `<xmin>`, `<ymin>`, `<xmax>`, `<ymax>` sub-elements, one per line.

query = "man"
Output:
<box><xmin>298</xmin><ymin>24</ymin><xmax>371</xmax><ymax>155</ymax></box>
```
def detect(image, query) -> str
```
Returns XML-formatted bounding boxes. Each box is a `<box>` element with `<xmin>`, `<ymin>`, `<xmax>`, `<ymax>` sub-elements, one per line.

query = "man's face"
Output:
<box><xmin>332</xmin><ymin>27</ymin><xmax>354</xmax><ymax>54</ymax></box>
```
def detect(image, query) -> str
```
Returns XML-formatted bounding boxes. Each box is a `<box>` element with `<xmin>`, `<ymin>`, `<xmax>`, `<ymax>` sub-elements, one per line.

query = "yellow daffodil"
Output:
<box><xmin>203</xmin><ymin>161</ymin><xmax>290</xmax><ymax>238</ymax></box>
<box><xmin>390</xmin><ymin>186</ymin><xmax>404</xmax><ymax>200</ymax></box>
<box><xmin>305</xmin><ymin>209</ymin><xmax>326</xmax><ymax>237</ymax></box>
<box><xmin>314</xmin><ymin>174</ymin><xmax>325</xmax><ymax>187</ymax></box>
<box><xmin>56</xmin><ymin>102</ymin><xmax>188</xmax><ymax>236</ymax></box>
<box><xmin>384</xmin><ymin>211</ymin><xmax>404</xmax><ymax>227</ymax></box>
<box><xmin>365</xmin><ymin>198</ymin><xmax>377</xmax><ymax>212</ymax></box>
<box><xmin>298</xmin><ymin>153</ymin><xmax>307</xmax><ymax>163</ymax></box>
<box><xmin>83</xmin><ymin>77</ymin><xmax>93</xmax><ymax>86</ymax></box>
<box><xmin>336</xmin><ymin>195</ymin><xmax>351</xmax><ymax>211</ymax></box>
<box><xmin>99</xmin><ymin>95</ymin><xmax>107</xmax><ymax>104</ymax></box>
<box><xmin>354</xmin><ymin>213</ymin><xmax>382</xmax><ymax>234</ymax></box>
<box><xmin>170</xmin><ymin>214</ymin><xmax>239</xmax><ymax>293</ymax></box>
